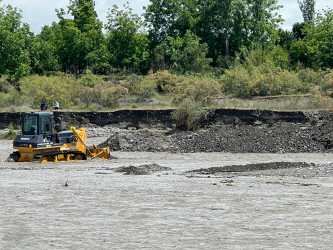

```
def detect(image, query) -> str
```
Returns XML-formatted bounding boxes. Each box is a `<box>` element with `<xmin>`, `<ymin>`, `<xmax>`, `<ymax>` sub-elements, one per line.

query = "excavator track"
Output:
<box><xmin>7</xmin><ymin>152</ymin><xmax>20</xmax><ymax>162</ymax></box>
<box><xmin>33</xmin><ymin>151</ymin><xmax>87</xmax><ymax>163</ymax></box>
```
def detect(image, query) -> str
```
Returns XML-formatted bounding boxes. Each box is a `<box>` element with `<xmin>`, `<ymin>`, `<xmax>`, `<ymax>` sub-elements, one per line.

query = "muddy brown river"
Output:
<box><xmin>0</xmin><ymin>138</ymin><xmax>333</xmax><ymax>249</ymax></box>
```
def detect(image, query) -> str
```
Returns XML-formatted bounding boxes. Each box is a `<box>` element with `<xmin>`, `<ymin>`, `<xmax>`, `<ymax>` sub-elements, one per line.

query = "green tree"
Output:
<box><xmin>276</xmin><ymin>29</ymin><xmax>294</xmax><ymax>50</ymax></box>
<box><xmin>29</xmin><ymin>35</ymin><xmax>60</xmax><ymax>74</ymax></box>
<box><xmin>68</xmin><ymin>0</ymin><xmax>100</xmax><ymax>32</ymax></box>
<box><xmin>51</xmin><ymin>0</ymin><xmax>105</xmax><ymax>74</ymax></box>
<box><xmin>194</xmin><ymin>0</ymin><xmax>233</xmax><ymax>66</ymax></box>
<box><xmin>298</xmin><ymin>0</ymin><xmax>316</xmax><ymax>23</ymax></box>
<box><xmin>292</xmin><ymin>22</ymin><xmax>306</xmax><ymax>40</ymax></box>
<box><xmin>290</xmin><ymin>9</ymin><xmax>333</xmax><ymax>69</ymax></box>
<box><xmin>154</xmin><ymin>31</ymin><xmax>212</xmax><ymax>73</ymax></box>
<box><xmin>0</xmin><ymin>2</ymin><xmax>31</xmax><ymax>81</ymax></box>
<box><xmin>85</xmin><ymin>44</ymin><xmax>110</xmax><ymax>74</ymax></box>
<box><xmin>304</xmin><ymin>9</ymin><xmax>333</xmax><ymax>69</ymax></box>
<box><xmin>51</xmin><ymin>19</ymin><xmax>82</xmax><ymax>73</ymax></box>
<box><xmin>228</xmin><ymin>0</ymin><xmax>282</xmax><ymax>57</ymax></box>
<box><xmin>145</xmin><ymin>0</ymin><xmax>282</xmax><ymax>66</ymax></box>
<box><xmin>106</xmin><ymin>4</ymin><xmax>149</xmax><ymax>72</ymax></box>
<box><xmin>144</xmin><ymin>0</ymin><xmax>199</xmax><ymax>45</ymax></box>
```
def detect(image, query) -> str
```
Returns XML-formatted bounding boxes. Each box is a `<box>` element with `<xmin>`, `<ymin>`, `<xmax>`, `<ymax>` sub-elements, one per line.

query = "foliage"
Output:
<box><xmin>290</xmin><ymin>10</ymin><xmax>333</xmax><ymax>70</ymax></box>
<box><xmin>77</xmin><ymin>70</ymin><xmax>101</xmax><ymax>87</ymax></box>
<box><xmin>106</xmin><ymin>4</ymin><xmax>149</xmax><ymax>72</ymax></box>
<box><xmin>0</xmin><ymin>4</ymin><xmax>31</xmax><ymax>81</ymax></box>
<box><xmin>68</xmin><ymin>0</ymin><xmax>100</xmax><ymax>32</ymax></box>
<box><xmin>76</xmin><ymin>81</ymin><xmax>128</xmax><ymax>108</ymax></box>
<box><xmin>136</xmin><ymin>79</ymin><xmax>156</xmax><ymax>99</ymax></box>
<box><xmin>19</xmin><ymin>73</ymin><xmax>80</xmax><ymax>108</ymax></box>
<box><xmin>0</xmin><ymin>73</ymin><xmax>127</xmax><ymax>110</ymax></box>
<box><xmin>297</xmin><ymin>67</ymin><xmax>325</xmax><ymax>88</ymax></box>
<box><xmin>0</xmin><ymin>76</ymin><xmax>21</xmax><ymax>107</ymax></box>
<box><xmin>121</xmin><ymin>74</ymin><xmax>156</xmax><ymax>100</ymax></box>
<box><xmin>29</xmin><ymin>36</ymin><xmax>61</xmax><ymax>74</ymax></box>
<box><xmin>305</xmin><ymin>9</ymin><xmax>333</xmax><ymax>69</ymax></box>
<box><xmin>121</xmin><ymin>74</ymin><xmax>142</xmax><ymax>93</ymax></box>
<box><xmin>289</xmin><ymin>39</ymin><xmax>310</xmax><ymax>67</ymax></box>
<box><xmin>171</xmin><ymin>98</ymin><xmax>207</xmax><ymax>131</ymax></box>
<box><xmin>298</xmin><ymin>0</ymin><xmax>316</xmax><ymax>23</ymax></box>
<box><xmin>123</xmin><ymin>71</ymin><xmax>177</xmax><ymax>97</ymax></box>
<box><xmin>145</xmin><ymin>70</ymin><xmax>179</xmax><ymax>93</ymax></box>
<box><xmin>1</xmin><ymin>0</ymin><xmax>333</xmax><ymax>108</ymax></box>
<box><xmin>122</xmin><ymin>70</ymin><xmax>220</xmax><ymax>105</ymax></box>
<box><xmin>268</xmin><ymin>46</ymin><xmax>290</xmax><ymax>69</ymax></box>
<box><xmin>276</xmin><ymin>29</ymin><xmax>294</xmax><ymax>50</ymax></box>
<box><xmin>172</xmin><ymin>76</ymin><xmax>221</xmax><ymax>106</ymax></box>
<box><xmin>95</xmin><ymin>82</ymin><xmax>128</xmax><ymax>108</ymax></box>
<box><xmin>292</xmin><ymin>22</ymin><xmax>307</xmax><ymax>40</ymax></box>
<box><xmin>85</xmin><ymin>44</ymin><xmax>110</xmax><ymax>74</ymax></box>
<box><xmin>47</xmin><ymin>0</ymin><xmax>105</xmax><ymax>74</ymax></box>
<box><xmin>322</xmin><ymin>69</ymin><xmax>333</xmax><ymax>95</ymax></box>
<box><xmin>144</xmin><ymin>0</ymin><xmax>198</xmax><ymax>44</ymax></box>
<box><xmin>221</xmin><ymin>50</ymin><xmax>310</xmax><ymax>97</ymax></box>
<box><xmin>145</xmin><ymin>0</ymin><xmax>283</xmax><ymax>65</ymax></box>
<box><xmin>154</xmin><ymin>31</ymin><xmax>213</xmax><ymax>73</ymax></box>
<box><xmin>0</xmin><ymin>123</ymin><xmax>19</xmax><ymax>140</ymax></box>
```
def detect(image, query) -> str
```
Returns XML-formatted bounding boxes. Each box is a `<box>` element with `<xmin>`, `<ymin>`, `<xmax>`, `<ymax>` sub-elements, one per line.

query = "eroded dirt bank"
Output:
<box><xmin>93</xmin><ymin>110</ymin><xmax>333</xmax><ymax>154</ymax></box>
<box><xmin>2</xmin><ymin>109</ymin><xmax>333</xmax><ymax>153</ymax></box>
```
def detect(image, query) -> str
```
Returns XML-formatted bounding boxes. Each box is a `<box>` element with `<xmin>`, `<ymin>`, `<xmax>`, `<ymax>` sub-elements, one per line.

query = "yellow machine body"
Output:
<box><xmin>12</xmin><ymin>115</ymin><xmax>110</xmax><ymax>163</ymax></box>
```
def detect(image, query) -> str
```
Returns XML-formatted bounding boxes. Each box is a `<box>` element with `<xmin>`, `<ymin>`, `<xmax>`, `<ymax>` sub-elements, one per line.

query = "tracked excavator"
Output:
<box><xmin>9</xmin><ymin>111</ymin><xmax>110</xmax><ymax>163</ymax></box>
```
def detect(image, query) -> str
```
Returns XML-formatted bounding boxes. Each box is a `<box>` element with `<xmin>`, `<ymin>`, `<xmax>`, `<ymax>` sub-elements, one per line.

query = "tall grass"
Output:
<box><xmin>218</xmin><ymin>95</ymin><xmax>333</xmax><ymax>111</ymax></box>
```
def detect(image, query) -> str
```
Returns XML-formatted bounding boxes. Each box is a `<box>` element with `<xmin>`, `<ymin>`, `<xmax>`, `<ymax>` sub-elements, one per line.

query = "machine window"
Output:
<box><xmin>23</xmin><ymin>115</ymin><xmax>38</xmax><ymax>135</ymax></box>
<box><xmin>41</xmin><ymin>116</ymin><xmax>51</xmax><ymax>134</ymax></box>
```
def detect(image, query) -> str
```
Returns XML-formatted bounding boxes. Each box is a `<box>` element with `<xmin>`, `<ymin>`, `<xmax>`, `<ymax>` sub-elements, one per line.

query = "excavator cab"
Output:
<box><xmin>22</xmin><ymin>112</ymin><xmax>54</xmax><ymax>136</ymax></box>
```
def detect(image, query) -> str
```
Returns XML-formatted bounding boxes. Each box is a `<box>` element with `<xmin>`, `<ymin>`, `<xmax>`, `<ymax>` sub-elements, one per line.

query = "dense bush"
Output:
<box><xmin>297</xmin><ymin>67</ymin><xmax>325</xmax><ymax>88</ymax></box>
<box><xmin>322</xmin><ymin>70</ymin><xmax>333</xmax><ymax>96</ymax></box>
<box><xmin>77</xmin><ymin>70</ymin><xmax>102</xmax><ymax>88</ymax></box>
<box><xmin>76</xmin><ymin>81</ymin><xmax>128</xmax><ymax>109</ymax></box>
<box><xmin>123</xmin><ymin>71</ymin><xmax>220</xmax><ymax>106</ymax></box>
<box><xmin>0</xmin><ymin>123</ymin><xmax>19</xmax><ymax>140</ymax></box>
<box><xmin>121</xmin><ymin>74</ymin><xmax>156</xmax><ymax>99</ymax></box>
<box><xmin>0</xmin><ymin>73</ymin><xmax>129</xmax><ymax>110</ymax></box>
<box><xmin>1</xmin><ymin>67</ymin><xmax>333</xmax><ymax>112</ymax></box>
<box><xmin>220</xmin><ymin>61</ymin><xmax>315</xmax><ymax>97</ymax></box>
<box><xmin>145</xmin><ymin>70</ymin><xmax>179</xmax><ymax>93</ymax></box>
<box><xmin>19</xmin><ymin>73</ymin><xmax>80</xmax><ymax>109</ymax></box>
<box><xmin>171</xmin><ymin>98</ymin><xmax>207</xmax><ymax>131</ymax></box>
<box><xmin>0</xmin><ymin>76</ymin><xmax>21</xmax><ymax>108</ymax></box>
<box><xmin>173</xmin><ymin>76</ymin><xmax>221</xmax><ymax>106</ymax></box>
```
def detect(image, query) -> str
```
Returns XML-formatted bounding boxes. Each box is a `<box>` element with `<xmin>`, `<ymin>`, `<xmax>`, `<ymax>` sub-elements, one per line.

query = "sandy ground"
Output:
<box><xmin>1</xmin><ymin>138</ymin><xmax>333</xmax><ymax>249</ymax></box>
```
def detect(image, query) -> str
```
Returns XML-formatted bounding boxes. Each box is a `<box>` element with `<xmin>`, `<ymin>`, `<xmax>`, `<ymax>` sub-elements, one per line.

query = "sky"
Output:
<box><xmin>1</xmin><ymin>0</ymin><xmax>333</xmax><ymax>34</ymax></box>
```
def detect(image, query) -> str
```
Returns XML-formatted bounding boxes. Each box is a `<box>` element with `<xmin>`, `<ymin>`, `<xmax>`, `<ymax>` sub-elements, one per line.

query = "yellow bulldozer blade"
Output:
<box><xmin>87</xmin><ymin>144</ymin><xmax>111</xmax><ymax>159</ymax></box>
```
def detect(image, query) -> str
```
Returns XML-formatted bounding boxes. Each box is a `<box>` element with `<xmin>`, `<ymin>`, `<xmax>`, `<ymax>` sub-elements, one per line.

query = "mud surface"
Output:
<box><xmin>1</xmin><ymin>135</ymin><xmax>333</xmax><ymax>249</ymax></box>
<box><xmin>1</xmin><ymin>108</ymin><xmax>333</xmax><ymax>248</ymax></box>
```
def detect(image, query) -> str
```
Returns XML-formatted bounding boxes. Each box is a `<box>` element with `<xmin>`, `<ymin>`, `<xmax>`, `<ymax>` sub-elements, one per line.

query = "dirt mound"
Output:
<box><xmin>115</xmin><ymin>164</ymin><xmax>172</xmax><ymax>175</ymax></box>
<box><xmin>99</xmin><ymin>120</ymin><xmax>333</xmax><ymax>153</ymax></box>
